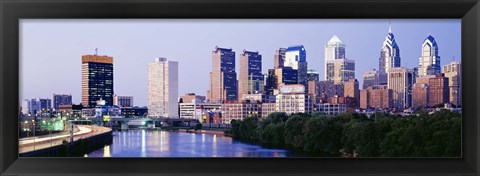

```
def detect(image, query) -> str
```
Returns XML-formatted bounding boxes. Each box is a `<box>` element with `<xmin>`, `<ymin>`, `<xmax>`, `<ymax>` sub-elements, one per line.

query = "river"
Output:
<box><xmin>86</xmin><ymin>129</ymin><xmax>300</xmax><ymax>157</ymax></box>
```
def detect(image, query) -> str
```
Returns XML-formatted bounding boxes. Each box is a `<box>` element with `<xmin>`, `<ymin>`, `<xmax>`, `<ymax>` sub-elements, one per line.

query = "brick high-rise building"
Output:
<box><xmin>428</xmin><ymin>74</ymin><xmax>449</xmax><ymax>107</ymax></box>
<box><xmin>343</xmin><ymin>79</ymin><xmax>360</xmax><ymax>108</ymax></box>
<box><xmin>412</xmin><ymin>83</ymin><xmax>429</xmax><ymax>108</ymax></box>
<box><xmin>359</xmin><ymin>85</ymin><xmax>393</xmax><ymax>110</ymax></box>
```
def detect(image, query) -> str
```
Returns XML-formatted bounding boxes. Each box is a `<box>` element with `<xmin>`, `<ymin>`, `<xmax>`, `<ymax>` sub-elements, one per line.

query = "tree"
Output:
<box><xmin>284</xmin><ymin>115</ymin><xmax>308</xmax><ymax>148</ymax></box>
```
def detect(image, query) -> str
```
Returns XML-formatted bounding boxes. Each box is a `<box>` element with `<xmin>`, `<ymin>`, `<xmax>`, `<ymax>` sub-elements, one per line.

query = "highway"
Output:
<box><xmin>19</xmin><ymin>125</ymin><xmax>112</xmax><ymax>154</ymax></box>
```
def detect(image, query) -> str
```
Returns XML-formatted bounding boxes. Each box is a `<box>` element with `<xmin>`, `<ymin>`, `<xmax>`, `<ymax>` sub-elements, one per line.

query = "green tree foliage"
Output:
<box><xmin>228</xmin><ymin>110</ymin><xmax>461</xmax><ymax>157</ymax></box>
<box><xmin>284</xmin><ymin>114</ymin><xmax>309</xmax><ymax>148</ymax></box>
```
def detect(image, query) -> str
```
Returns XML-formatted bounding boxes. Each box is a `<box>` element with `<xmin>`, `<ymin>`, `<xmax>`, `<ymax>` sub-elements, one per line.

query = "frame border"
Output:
<box><xmin>1</xmin><ymin>0</ymin><xmax>479</xmax><ymax>175</ymax></box>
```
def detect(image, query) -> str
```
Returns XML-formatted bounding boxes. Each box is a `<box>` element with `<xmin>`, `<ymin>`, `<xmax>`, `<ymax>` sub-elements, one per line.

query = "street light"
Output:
<box><xmin>31</xmin><ymin>119</ymin><xmax>36</xmax><ymax>151</ymax></box>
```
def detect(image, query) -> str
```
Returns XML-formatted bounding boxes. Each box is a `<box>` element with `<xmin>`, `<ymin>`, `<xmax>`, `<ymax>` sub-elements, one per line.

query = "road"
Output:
<box><xmin>19</xmin><ymin>125</ymin><xmax>112</xmax><ymax>154</ymax></box>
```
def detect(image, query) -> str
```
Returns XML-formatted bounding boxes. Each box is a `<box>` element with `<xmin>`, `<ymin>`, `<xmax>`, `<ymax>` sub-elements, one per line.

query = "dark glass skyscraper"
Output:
<box><xmin>238</xmin><ymin>50</ymin><xmax>263</xmax><ymax>98</ymax></box>
<box><xmin>81</xmin><ymin>54</ymin><xmax>114</xmax><ymax>107</ymax></box>
<box><xmin>208</xmin><ymin>46</ymin><xmax>238</xmax><ymax>103</ymax></box>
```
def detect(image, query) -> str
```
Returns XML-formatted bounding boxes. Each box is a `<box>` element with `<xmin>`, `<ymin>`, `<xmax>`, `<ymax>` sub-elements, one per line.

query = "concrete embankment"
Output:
<box><xmin>19</xmin><ymin>125</ymin><xmax>113</xmax><ymax>157</ymax></box>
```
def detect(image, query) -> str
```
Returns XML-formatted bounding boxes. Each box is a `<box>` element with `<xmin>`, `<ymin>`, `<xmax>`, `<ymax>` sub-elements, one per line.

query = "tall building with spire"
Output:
<box><xmin>208</xmin><ymin>46</ymin><xmax>238</xmax><ymax>103</ymax></box>
<box><xmin>419</xmin><ymin>35</ymin><xmax>441</xmax><ymax>76</ymax></box>
<box><xmin>238</xmin><ymin>50</ymin><xmax>263</xmax><ymax>99</ymax></box>
<box><xmin>284</xmin><ymin>45</ymin><xmax>308</xmax><ymax>91</ymax></box>
<box><xmin>379</xmin><ymin>23</ymin><xmax>401</xmax><ymax>74</ymax></box>
<box><xmin>325</xmin><ymin>35</ymin><xmax>355</xmax><ymax>85</ymax></box>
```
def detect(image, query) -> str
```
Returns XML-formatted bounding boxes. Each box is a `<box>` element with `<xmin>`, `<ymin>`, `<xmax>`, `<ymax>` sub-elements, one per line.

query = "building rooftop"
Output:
<box><xmin>327</xmin><ymin>35</ymin><xmax>343</xmax><ymax>44</ymax></box>
<box><xmin>286</xmin><ymin>45</ymin><xmax>305</xmax><ymax>52</ymax></box>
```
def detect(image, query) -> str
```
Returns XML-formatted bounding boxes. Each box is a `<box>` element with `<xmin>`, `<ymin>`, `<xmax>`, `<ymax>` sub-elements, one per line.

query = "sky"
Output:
<box><xmin>20</xmin><ymin>19</ymin><xmax>461</xmax><ymax>106</ymax></box>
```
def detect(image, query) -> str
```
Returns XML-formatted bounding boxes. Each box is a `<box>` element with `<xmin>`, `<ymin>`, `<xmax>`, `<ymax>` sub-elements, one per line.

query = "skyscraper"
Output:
<box><xmin>427</xmin><ymin>74</ymin><xmax>449</xmax><ymax>107</ymax></box>
<box><xmin>264</xmin><ymin>69</ymin><xmax>277</xmax><ymax>96</ymax></box>
<box><xmin>273</xmin><ymin>48</ymin><xmax>286</xmax><ymax>69</ymax></box>
<box><xmin>208</xmin><ymin>46</ymin><xmax>238</xmax><ymax>103</ymax></box>
<box><xmin>53</xmin><ymin>94</ymin><xmax>72</xmax><ymax>110</ymax></box>
<box><xmin>81</xmin><ymin>54</ymin><xmax>114</xmax><ymax>107</ymax></box>
<box><xmin>307</xmin><ymin>69</ymin><xmax>320</xmax><ymax>82</ymax></box>
<box><xmin>238</xmin><ymin>50</ymin><xmax>263</xmax><ymax>99</ymax></box>
<box><xmin>419</xmin><ymin>35</ymin><xmax>441</xmax><ymax>76</ymax></box>
<box><xmin>442</xmin><ymin>60</ymin><xmax>461</xmax><ymax>106</ymax></box>
<box><xmin>325</xmin><ymin>35</ymin><xmax>355</xmax><ymax>85</ymax></box>
<box><xmin>324</xmin><ymin>35</ymin><xmax>346</xmax><ymax>79</ymax></box>
<box><xmin>148</xmin><ymin>57</ymin><xmax>179</xmax><ymax>118</ymax></box>
<box><xmin>387</xmin><ymin>67</ymin><xmax>412</xmax><ymax>109</ymax></box>
<box><xmin>379</xmin><ymin>24</ymin><xmax>401</xmax><ymax>74</ymax></box>
<box><xmin>284</xmin><ymin>45</ymin><xmax>308</xmax><ymax>90</ymax></box>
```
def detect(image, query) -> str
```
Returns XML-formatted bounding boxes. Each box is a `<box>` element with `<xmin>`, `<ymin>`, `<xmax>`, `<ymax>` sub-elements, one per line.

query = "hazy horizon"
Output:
<box><xmin>20</xmin><ymin>19</ymin><xmax>461</xmax><ymax>106</ymax></box>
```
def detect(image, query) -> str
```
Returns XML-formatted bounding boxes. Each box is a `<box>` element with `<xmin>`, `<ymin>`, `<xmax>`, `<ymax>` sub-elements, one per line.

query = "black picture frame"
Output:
<box><xmin>1</xmin><ymin>0</ymin><xmax>479</xmax><ymax>175</ymax></box>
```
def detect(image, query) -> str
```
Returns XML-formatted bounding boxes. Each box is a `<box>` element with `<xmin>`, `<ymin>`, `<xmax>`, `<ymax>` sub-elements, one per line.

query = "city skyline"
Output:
<box><xmin>20</xmin><ymin>19</ymin><xmax>461</xmax><ymax>106</ymax></box>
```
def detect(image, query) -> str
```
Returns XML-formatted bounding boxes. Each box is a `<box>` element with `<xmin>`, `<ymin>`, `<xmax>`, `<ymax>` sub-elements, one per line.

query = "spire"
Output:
<box><xmin>388</xmin><ymin>20</ymin><xmax>392</xmax><ymax>33</ymax></box>
<box><xmin>328</xmin><ymin>35</ymin><xmax>342</xmax><ymax>44</ymax></box>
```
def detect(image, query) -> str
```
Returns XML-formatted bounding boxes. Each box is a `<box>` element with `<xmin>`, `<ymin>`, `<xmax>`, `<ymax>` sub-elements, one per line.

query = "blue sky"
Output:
<box><xmin>20</xmin><ymin>19</ymin><xmax>461</xmax><ymax>106</ymax></box>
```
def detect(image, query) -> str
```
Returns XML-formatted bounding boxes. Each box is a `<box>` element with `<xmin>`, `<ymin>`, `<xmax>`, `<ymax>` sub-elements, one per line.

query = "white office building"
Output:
<box><xmin>148</xmin><ymin>57</ymin><xmax>179</xmax><ymax>118</ymax></box>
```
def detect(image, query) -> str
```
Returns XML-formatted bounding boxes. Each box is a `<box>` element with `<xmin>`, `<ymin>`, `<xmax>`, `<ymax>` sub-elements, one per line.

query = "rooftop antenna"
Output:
<box><xmin>453</xmin><ymin>56</ymin><xmax>455</xmax><ymax>61</ymax></box>
<box><xmin>95</xmin><ymin>48</ymin><xmax>98</xmax><ymax>55</ymax></box>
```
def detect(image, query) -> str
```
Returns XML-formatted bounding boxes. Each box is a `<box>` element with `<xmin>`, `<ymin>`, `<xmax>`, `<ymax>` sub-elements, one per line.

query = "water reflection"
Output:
<box><xmin>88</xmin><ymin>129</ymin><xmax>291</xmax><ymax>157</ymax></box>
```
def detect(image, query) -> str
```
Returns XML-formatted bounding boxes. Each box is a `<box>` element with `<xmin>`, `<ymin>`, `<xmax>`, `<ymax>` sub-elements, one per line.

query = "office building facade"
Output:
<box><xmin>238</xmin><ymin>50</ymin><xmax>264</xmax><ymax>98</ymax></box>
<box><xmin>442</xmin><ymin>60</ymin><xmax>461</xmax><ymax>106</ymax></box>
<box><xmin>208</xmin><ymin>47</ymin><xmax>238</xmax><ymax>102</ymax></box>
<box><xmin>148</xmin><ymin>57</ymin><xmax>179</xmax><ymax>118</ymax></box>
<box><xmin>82</xmin><ymin>54</ymin><xmax>114</xmax><ymax>107</ymax></box>
<box><xmin>387</xmin><ymin>67</ymin><xmax>412</xmax><ymax>110</ymax></box>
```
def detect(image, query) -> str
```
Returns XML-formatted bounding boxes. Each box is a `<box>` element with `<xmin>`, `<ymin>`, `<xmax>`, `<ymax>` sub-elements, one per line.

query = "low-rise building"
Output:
<box><xmin>261</xmin><ymin>102</ymin><xmax>276</xmax><ymax>118</ymax></box>
<box><xmin>275</xmin><ymin>84</ymin><xmax>313</xmax><ymax>115</ymax></box>
<box><xmin>179</xmin><ymin>102</ymin><xmax>221</xmax><ymax>122</ymax></box>
<box><xmin>315</xmin><ymin>103</ymin><xmax>347</xmax><ymax>116</ymax></box>
<box><xmin>222</xmin><ymin>100</ymin><xmax>262</xmax><ymax>124</ymax></box>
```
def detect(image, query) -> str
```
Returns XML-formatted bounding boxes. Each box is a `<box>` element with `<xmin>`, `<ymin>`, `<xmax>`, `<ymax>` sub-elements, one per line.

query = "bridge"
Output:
<box><xmin>84</xmin><ymin>117</ymin><xmax>199</xmax><ymax>130</ymax></box>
